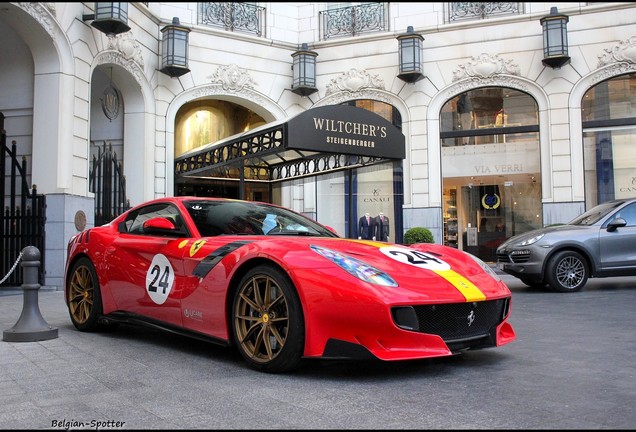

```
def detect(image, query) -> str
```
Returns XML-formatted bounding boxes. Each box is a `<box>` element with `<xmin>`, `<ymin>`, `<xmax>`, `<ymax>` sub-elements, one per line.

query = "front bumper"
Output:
<box><xmin>496</xmin><ymin>248</ymin><xmax>545</xmax><ymax>280</ymax></box>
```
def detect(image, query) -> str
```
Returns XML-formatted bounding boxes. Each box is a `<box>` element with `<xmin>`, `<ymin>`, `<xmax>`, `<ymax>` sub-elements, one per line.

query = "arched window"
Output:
<box><xmin>582</xmin><ymin>73</ymin><xmax>636</xmax><ymax>208</ymax></box>
<box><xmin>174</xmin><ymin>100</ymin><xmax>265</xmax><ymax>157</ymax></box>
<box><xmin>440</xmin><ymin>87</ymin><xmax>538</xmax><ymax>146</ymax></box>
<box><xmin>439</xmin><ymin>87</ymin><xmax>541</xmax><ymax>262</ymax></box>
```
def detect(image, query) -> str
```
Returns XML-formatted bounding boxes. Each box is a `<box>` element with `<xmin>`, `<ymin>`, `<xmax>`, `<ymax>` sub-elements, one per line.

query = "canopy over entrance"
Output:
<box><xmin>174</xmin><ymin>104</ymin><xmax>405</xmax><ymax>183</ymax></box>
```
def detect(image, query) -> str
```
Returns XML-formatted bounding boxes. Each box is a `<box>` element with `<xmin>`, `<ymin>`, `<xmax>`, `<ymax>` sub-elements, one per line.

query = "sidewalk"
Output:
<box><xmin>1</xmin><ymin>290</ymin><xmax>215</xmax><ymax>429</ymax></box>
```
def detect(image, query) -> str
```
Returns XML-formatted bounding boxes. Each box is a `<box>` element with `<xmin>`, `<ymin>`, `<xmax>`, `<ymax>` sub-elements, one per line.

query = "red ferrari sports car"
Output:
<box><xmin>64</xmin><ymin>197</ymin><xmax>515</xmax><ymax>373</ymax></box>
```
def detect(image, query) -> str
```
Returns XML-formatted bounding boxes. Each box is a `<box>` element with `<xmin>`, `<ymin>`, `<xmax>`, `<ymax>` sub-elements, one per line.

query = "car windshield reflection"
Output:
<box><xmin>183</xmin><ymin>199</ymin><xmax>337</xmax><ymax>237</ymax></box>
<box><xmin>569</xmin><ymin>201</ymin><xmax>624</xmax><ymax>226</ymax></box>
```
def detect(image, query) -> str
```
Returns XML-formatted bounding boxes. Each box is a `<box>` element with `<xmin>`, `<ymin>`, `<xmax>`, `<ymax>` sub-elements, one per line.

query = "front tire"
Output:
<box><xmin>66</xmin><ymin>257</ymin><xmax>115</xmax><ymax>331</ymax></box>
<box><xmin>545</xmin><ymin>250</ymin><xmax>589</xmax><ymax>293</ymax></box>
<box><xmin>232</xmin><ymin>265</ymin><xmax>305</xmax><ymax>373</ymax></box>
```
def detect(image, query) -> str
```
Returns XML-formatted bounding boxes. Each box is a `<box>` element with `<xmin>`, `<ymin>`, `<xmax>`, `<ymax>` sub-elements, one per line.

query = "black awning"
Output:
<box><xmin>174</xmin><ymin>104</ymin><xmax>405</xmax><ymax>182</ymax></box>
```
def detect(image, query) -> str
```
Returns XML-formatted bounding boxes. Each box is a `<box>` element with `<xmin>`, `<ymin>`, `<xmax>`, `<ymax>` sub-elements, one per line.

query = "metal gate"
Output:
<box><xmin>0</xmin><ymin>112</ymin><xmax>46</xmax><ymax>287</ymax></box>
<box><xmin>89</xmin><ymin>141</ymin><xmax>129</xmax><ymax>227</ymax></box>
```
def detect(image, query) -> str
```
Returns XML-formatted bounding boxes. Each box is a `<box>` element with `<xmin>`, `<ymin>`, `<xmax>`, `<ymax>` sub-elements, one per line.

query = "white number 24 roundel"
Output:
<box><xmin>145</xmin><ymin>254</ymin><xmax>175</xmax><ymax>305</ymax></box>
<box><xmin>379</xmin><ymin>246</ymin><xmax>451</xmax><ymax>271</ymax></box>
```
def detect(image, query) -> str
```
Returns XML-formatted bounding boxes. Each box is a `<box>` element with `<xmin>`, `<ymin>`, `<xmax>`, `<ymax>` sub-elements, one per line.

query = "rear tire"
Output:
<box><xmin>232</xmin><ymin>264</ymin><xmax>304</xmax><ymax>373</ymax></box>
<box><xmin>545</xmin><ymin>251</ymin><xmax>588</xmax><ymax>293</ymax></box>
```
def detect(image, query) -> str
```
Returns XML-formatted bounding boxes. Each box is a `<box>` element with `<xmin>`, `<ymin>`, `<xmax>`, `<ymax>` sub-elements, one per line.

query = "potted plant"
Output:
<box><xmin>403</xmin><ymin>227</ymin><xmax>434</xmax><ymax>245</ymax></box>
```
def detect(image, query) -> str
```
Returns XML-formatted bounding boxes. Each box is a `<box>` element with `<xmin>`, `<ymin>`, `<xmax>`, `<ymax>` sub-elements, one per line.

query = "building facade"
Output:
<box><xmin>1</xmin><ymin>2</ymin><xmax>635</xmax><ymax>289</ymax></box>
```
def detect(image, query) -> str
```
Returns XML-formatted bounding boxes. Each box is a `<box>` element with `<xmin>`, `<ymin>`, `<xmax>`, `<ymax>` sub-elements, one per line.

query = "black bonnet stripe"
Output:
<box><xmin>192</xmin><ymin>240</ymin><xmax>254</xmax><ymax>278</ymax></box>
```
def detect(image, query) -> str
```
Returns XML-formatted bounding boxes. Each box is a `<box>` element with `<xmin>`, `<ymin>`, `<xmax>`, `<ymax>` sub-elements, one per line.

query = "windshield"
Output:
<box><xmin>569</xmin><ymin>200</ymin><xmax>624</xmax><ymax>226</ymax></box>
<box><xmin>183</xmin><ymin>200</ymin><xmax>339</xmax><ymax>237</ymax></box>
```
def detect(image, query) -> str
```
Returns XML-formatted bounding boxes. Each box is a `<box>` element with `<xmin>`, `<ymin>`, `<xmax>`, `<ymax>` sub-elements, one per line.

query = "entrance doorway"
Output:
<box><xmin>443</xmin><ymin>177</ymin><xmax>541</xmax><ymax>262</ymax></box>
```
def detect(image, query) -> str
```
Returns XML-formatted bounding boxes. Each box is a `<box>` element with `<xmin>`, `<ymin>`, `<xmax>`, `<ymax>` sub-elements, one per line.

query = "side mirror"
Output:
<box><xmin>606</xmin><ymin>217</ymin><xmax>627</xmax><ymax>232</ymax></box>
<box><xmin>143</xmin><ymin>217</ymin><xmax>180</xmax><ymax>236</ymax></box>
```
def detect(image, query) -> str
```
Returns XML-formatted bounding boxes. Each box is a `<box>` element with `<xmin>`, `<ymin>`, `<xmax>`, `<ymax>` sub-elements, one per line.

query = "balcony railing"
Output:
<box><xmin>445</xmin><ymin>2</ymin><xmax>524</xmax><ymax>23</ymax></box>
<box><xmin>319</xmin><ymin>2</ymin><xmax>388</xmax><ymax>40</ymax></box>
<box><xmin>198</xmin><ymin>2</ymin><xmax>265</xmax><ymax>37</ymax></box>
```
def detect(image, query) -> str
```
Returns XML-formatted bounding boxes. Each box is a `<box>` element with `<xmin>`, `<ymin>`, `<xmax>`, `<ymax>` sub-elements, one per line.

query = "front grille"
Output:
<box><xmin>497</xmin><ymin>251</ymin><xmax>530</xmax><ymax>263</ymax></box>
<box><xmin>496</xmin><ymin>253</ymin><xmax>510</xmax><ymax>263</ymax></box>
<box><xmin>409</xmin><ymin>299</ymin><xmax>508</xmax><ymax>341</ymax></box>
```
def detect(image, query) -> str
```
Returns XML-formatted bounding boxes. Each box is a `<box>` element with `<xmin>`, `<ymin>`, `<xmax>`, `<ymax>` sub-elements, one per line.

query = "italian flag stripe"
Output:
<box><xmin>434</xmin><ymin>269</ymin><xmax>486</xmax><ymax>301</ymax></box>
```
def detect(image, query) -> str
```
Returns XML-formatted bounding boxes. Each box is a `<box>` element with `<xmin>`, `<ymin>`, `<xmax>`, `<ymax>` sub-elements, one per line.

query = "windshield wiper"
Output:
<box><xmin>268</xmin><ymin>230</ymin><xmax>321</xmax><ymax>236</ymax></box>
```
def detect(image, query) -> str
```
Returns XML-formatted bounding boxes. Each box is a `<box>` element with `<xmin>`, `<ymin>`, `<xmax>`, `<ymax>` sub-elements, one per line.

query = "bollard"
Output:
<box><xmin>3</xmin><ymin>246</ymin><xmax>58</xmax><ymax>342</ymax></box>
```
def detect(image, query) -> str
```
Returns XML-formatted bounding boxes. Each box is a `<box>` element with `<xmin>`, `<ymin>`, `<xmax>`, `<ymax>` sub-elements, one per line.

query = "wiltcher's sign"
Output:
<box><xmin>287</xmin><ymin>105</ymin><xmax>405</xmax><ymax>159</ymax></box>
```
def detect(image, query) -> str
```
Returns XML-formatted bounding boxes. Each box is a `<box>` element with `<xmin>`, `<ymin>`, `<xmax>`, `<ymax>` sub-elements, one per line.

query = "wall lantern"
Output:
<box><xmin>397</xmin><ymin>26</ymin><xmax>424</xmax><ymax>83</ymax></box>
<box><xmin>291</xmin><ymin>43</ymin><xmax>318</xmax><ymax>96</ymax></box>
<box><xmin>82</xmin><ymin>2</ymin><xmax>130</xmax><ymax>35</ymax></box>
<box><xmin>160</xmin><ymin>17</ymin><xmax>191</xmax><ymax>78</ymax></box>
<box><xmin>540</xmin><ymin>7</ymin><xmax>570</xmax><ymax>69</ymax></box>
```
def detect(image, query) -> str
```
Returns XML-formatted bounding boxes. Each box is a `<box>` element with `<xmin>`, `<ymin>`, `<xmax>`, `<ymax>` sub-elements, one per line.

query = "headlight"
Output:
<box><xmin>519</xmin><ymin>233</ymin><xmax>544</xmax><ymax>246</ymax></box>
<box><xmin>310</xmin><ymin>245</ymin><xmax>397</xmax><ymax>287</ymax></box>
<box><xmin>467</xmin><ymin>253</ymin><xmax>501</xmax><ymax>282</ymax></box>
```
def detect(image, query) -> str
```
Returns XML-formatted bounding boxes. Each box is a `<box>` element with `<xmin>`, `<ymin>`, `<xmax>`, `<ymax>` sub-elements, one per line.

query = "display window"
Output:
<box><xmin>440</xmin><ymin>87</ymin><xmax>542</xmax><ymax>262</ymax></box>
<box><xmin>582</xmin><ymin>73</ymin><xmax>636</xmax><ymax>209</ymax></box>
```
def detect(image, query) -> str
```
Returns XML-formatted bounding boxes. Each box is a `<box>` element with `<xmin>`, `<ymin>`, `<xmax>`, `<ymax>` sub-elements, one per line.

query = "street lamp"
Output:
<box><xmin>160</xmin><ymin>17</ymin><xmax>191</xmax><ymax>78</ymax></box>
<box><xmin>291</xmin><ymin>43</ymin><xmax>318</xmax><ymax>96</ymax></box>
<box><xmin>540</xmin><ymin>7</ymin><xmax>570</xmax><ymax>69</ymax></box>
<box><xmin>83</xmin><ymin>2</ymin><xmax>130</xmax><ymax>35</ymax></box>
<box><xmin>397</xmin><ymin>26</ymin><xmax>424</xmax><ymax>83</ymax></box>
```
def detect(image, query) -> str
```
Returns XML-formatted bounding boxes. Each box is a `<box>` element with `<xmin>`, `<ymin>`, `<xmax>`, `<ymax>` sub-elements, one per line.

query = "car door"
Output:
<box><xmin>104</xmin><ymin>202</ymin><xmax>190</xmax><ymax>327</ymax></box>
<box><xmin>599</xmin><ymin>202</ymin><xmax>636</xmax><ymax>270</ymax></box>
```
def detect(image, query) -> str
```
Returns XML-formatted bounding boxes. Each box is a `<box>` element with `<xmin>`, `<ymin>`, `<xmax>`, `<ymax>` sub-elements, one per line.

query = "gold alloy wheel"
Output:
<box><xmin>68</xmin><ymin>264</ymin><xmax>95</xmax><ymax>325</ymax></box>
<box><xmin>234</xmin><ymin>274</ymin><xmax>290</xmax><ymax>364</ymax></box>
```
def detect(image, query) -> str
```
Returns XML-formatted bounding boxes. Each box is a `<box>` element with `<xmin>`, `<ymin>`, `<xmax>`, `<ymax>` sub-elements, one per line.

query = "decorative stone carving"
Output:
<box><xmin>107</xmin><ymin>32</ymin><xmax>145</xmax><ymax>68</ymax></box>
<box><xmin>207</xmin><ymin>64</ymin><xmax>255</xmax><ymax>92</ymax></box>
<box><xmin>325</xmin><ymin>69</ymin><xmax>385</xmax><ymax>95</ymax></box>
<box><xmin>101</xmin><ymin>83</ymin><xmax>120</xmax><ymax>121</ymax></box>
<box><xmin>452</xmin><ymin>74</ymin><xmax>529</xmax><ymax>94</ymax></box>
<box><xmin>97</xmin><ymin>52</ymin><xmax>145</xmax><ymax>88</ymax></box>
<box><xmin>441</xmin><ymin>75</ymin><xmax>530</xmax><ymax>105</ymax></box>
<box><xmin>591</xmin><ymin>62</ymin><xmax>636</xmax><ymax>86</ymax></box>
<box><xmin>17</xmin><ymin>2</ymin><xmax>56</xmax><ymax>34</ymax></box>
<box><xmin>452</xmin><ymin>53</ymin><xmax>520</xmax><ymax>81</ymax></box>
<box><xmin>320</xmin><ymin>89</ymin><xmax>392</xmax><ymax>106</ymax></box>
<box><xmin>191</xmin><ymin>85</ymin><xmax>269</xmax><ymax>108</ymax></box>
<box><xmin>598</xmin><ymin>37</ymin><xmax>636</xmax><ymax>67</ymax></box>
<box><xmin>74</xmin><ymin>210</ymin><xmax>87</xmax><ymax>232</ymax></box>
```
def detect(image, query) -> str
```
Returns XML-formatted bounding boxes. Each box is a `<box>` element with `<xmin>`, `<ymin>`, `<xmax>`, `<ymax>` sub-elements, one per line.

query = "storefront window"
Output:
<box><xmin>582</xmin><ymin>73</ymin><xmax>636</xmax><ymax>208</ymax></box>
<box><xmin>175</xmin><ymin>98</ymin><xmax>405</xmax><ymax>242</ymax></box>
<box><xmin>440</xmin><ymin>87</ymin><xmax>541</xmax><ymax>262</ymax></box>
<box><xmin>277</xmin><ymin>100</ymin><xmax>403</xmax><ymax>241</ymax></box>
<box><xmin>352</xmin><ymin>163</ymin><xmax>396</xmax><ymax>242</ymax></box>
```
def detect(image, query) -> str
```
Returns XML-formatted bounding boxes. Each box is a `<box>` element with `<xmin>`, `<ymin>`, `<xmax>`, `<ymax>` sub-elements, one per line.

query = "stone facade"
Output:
<box><xmin>1</xmin><ymin>3</ymin><xmax>635</xmax><ymax>288</ymax></box>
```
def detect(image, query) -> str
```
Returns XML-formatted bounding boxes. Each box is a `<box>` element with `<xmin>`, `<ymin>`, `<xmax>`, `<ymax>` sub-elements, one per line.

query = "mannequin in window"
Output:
<box><xmin>495</xmin><ymin>108</ymin><xmax>508</xmax><ymax>126</ymax></box>
<box><xmin>373</xmin><ymin>212</ymin><xmax>390</xmax><ymax>242</ymax></box>
<box><xmin>358</xmin><ymin>212</ymin><xmax>373</xmax><ymax>240</ymax></box>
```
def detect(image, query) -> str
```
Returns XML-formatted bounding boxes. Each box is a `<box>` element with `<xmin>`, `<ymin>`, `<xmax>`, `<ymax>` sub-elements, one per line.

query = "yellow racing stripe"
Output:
<box><xmin>433</xmin><ymin>269</ymin><xmax>486</xmax><ymax>301</ymax></box>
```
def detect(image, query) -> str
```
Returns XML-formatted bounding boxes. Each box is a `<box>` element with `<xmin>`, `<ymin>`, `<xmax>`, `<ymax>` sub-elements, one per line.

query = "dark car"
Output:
<box><xmin>496</xmin><ymin>198</ymin><xmax>636</xmax><ymax>292</ymax></box>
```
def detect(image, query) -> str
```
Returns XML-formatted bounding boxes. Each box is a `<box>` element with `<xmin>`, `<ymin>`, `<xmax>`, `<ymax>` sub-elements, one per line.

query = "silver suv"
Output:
<box><xmin>496</xmin><ymin>198</ymin><xmax>636</xmax><ymax>292</ymax></box>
